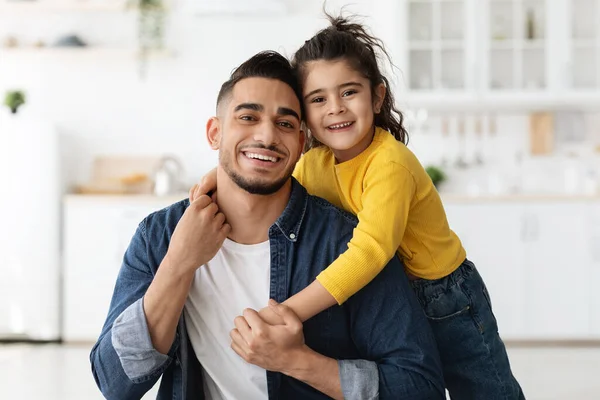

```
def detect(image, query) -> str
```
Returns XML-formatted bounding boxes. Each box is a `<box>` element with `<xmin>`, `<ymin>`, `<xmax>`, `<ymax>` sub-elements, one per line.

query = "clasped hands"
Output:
<box><xmin>230</xmin><ymin>299</ymin><xmax>308</xmax><ymax>375</ymax></box>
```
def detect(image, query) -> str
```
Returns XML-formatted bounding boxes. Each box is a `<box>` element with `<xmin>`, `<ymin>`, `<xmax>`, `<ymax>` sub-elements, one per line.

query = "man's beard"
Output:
<box><xmin>220</xmin><ymin>151</ymin><xmax>294</xmax><ymax>195</ymax></box>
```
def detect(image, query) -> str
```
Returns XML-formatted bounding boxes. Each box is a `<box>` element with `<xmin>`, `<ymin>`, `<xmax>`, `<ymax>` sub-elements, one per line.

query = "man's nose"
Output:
<box><xmin>253</xmin><ymin>122</ymin><xmax>280</xmax><ymax>145</ymax></box>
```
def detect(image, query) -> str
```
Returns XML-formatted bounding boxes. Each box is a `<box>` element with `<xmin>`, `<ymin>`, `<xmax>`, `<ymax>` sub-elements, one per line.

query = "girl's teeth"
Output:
<box><xmin>330</xmin><ymin>122</ymin><xmax>352</xmax><ymax>129</ymax></box>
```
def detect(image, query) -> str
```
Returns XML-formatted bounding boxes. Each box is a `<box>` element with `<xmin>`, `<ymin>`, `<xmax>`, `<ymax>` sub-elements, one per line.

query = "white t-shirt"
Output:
<box><xmin>184</xmin><ymin>238</ymin><xmax>271</xmax><ymax>400</ymax></box>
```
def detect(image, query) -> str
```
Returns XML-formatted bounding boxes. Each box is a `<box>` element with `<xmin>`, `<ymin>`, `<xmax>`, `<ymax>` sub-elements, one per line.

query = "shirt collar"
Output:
<box><xmin>271</xmin><ymin>177</ymin><xmax>307</xmax><ymax>243</ymax></box>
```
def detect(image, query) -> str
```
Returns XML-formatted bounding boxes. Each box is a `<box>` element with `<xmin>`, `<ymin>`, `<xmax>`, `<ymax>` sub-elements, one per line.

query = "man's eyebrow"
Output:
<box><xmin>234</xmin><ymin>103</ymin><xmax>264</xmax><ymax>112</ymax></box>
<box><xmin>304</xmin><ymin>81</ymin><xmax>364</xmax><ymax>100</ymax></box>
<box><xmin>277</xmin><ymin>107</ymin><xmax>300</xmax><ymax>121</ymax></box>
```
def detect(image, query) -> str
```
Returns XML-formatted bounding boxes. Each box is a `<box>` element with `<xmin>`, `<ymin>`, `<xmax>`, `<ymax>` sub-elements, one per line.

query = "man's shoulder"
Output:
<box><xmin>142</xmin><ymin>198</ymin><xmax>189</xmax><ymax>238</ymax></box>
<box><xmin>302</xmin><ymin>193</ymin><xmax>358</xmax><ymax>240</ymax></box>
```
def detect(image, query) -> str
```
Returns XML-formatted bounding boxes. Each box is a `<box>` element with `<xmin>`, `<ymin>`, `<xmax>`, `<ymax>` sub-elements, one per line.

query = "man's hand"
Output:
<box><xmin>189</xmin><ymin>167</ymin><xmax>217</xmax><ymax>203</ymax></box>
<box><xmin>257</xmin><ymin>304</ymin><xmax>285</xmax><ymax>326</ymax></box>
<box><xmin>230</xmin><ymin>300</ymin><xmax>305</xmax><ymax>374</ymax></box>
<box><xmin>165</xmin><ymin>194</ymin><xmax>230</xmax><ymax>273</ymax></box>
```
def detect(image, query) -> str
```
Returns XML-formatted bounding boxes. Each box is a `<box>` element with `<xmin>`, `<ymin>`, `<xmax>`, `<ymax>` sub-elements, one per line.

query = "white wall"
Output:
<box><xmin>1</xmin><ymin>0</ymin><xmax>597</xmax><ymax>196</ymax></box>
<box><xmin>0</xmin><ymin>0</ymin><xmax>402</xmax><ymax>190</ymax></box>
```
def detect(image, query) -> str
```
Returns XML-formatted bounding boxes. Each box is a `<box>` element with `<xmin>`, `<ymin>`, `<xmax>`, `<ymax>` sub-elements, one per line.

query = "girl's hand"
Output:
<box><xmin>189</xmin><ymin>167</ymin><xmax>217</xmax><ymax>202</ymax></box>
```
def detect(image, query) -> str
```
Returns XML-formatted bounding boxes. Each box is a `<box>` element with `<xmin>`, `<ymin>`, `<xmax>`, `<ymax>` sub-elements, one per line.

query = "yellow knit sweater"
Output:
<box><xmin>293</xmin><ymin>127</ymin><xmax>466</xmax><ymax>304</ymax></box>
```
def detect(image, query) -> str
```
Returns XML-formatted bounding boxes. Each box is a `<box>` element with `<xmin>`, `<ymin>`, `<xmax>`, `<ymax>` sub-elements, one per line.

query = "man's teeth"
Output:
<box><xmin>245</xmin><ymin>152</ymin><xmax>278</xmax><ymax>162</ymax></box>
<box><xmin>329</xmin><ymin>122</ymin><xmax>353</xmax><ymax>129</ymax></box>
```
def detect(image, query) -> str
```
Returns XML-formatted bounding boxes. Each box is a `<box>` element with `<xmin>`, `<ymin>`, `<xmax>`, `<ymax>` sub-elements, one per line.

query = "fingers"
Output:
<box><xmin>242</xmin><ymin>308</ymin><xmax>267</xmax><ymax>336</ymax></box>
<box><xmin>188</xmin><ymin>184</ymin><xmax>198</xmax><ymax>202</ymax></box>
<box><xmin>218</xmin><ymin>223</ymin><xmax>231</xmax><ymax>242</ymax></box>
<box><xmin>268</xmin><ymin>299</ymin><xmax>302</xmax><ymax>331</ymax></box>
<box><xmin>190</xmin><ymin>194</ymin><xmax>212</xmax><ymax>209</ymax></box>
<box><xmin>230</xmin><ymin>328</ymin><xmax>251</xmax><ymax>360</ymax></box>
<box><xmin>214</xmin><ymin>212</ymin><xmax>226</xmax><ymax>226</ymax></box>
<box><xmin>234</xmin><ymin>315</ymin><xmax>252</xmax><ymax>340</ymax></box>
<box><xmin>231</xmin><ymin>333</ymin><xmax>248</xmax><ymax>361</ymax></box>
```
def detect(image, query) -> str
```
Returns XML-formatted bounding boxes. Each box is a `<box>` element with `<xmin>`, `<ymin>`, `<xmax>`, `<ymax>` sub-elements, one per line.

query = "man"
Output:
<box><xmin>90</xmin><ymin>51</ymin><xmax>444</xmax><ymax>400</ymax></box>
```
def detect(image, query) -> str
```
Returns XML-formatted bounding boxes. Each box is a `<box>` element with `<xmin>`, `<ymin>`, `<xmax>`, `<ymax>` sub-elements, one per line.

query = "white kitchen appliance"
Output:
<box><xmin>0</xmin><ymin>112</ymin><xmax>61</xmax><ymax>340</ymax></box>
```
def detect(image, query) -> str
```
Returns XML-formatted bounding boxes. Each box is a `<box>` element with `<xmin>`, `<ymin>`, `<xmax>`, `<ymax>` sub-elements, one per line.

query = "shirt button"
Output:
<box><xmin>289</xmin><ymin>233</ymin><xmax>296</xmax><ymax>239</ymax></box>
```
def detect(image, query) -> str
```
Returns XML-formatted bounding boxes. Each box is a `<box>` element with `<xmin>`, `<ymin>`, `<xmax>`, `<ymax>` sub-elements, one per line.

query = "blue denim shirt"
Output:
<box><xmin>90</xmin><ymin>179</ymin><xmax>444</xmax><ymax>400</ymax></box>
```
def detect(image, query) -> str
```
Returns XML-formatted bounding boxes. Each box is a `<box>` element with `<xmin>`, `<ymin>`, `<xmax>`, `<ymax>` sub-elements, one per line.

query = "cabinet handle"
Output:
<box><xmin>520</xmin><ymin>215</ymin><xmax>529</xmax><ymax>242</ymax></box>
<box><xmin>530</xmin><ymin>214</ymin><xmax>540</xmax><ymax>241</ymax></box>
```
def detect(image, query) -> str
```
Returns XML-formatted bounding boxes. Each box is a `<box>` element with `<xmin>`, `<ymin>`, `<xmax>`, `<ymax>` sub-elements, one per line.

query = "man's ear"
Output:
<box><xmin>298</xmin><ymin>129</ymin><xmax>306</xmax><ymax>157</ymax></box>
<box><xmin>206</xmin><ymin>117</ymin><xmax>221</xmax><ymax>150</ymax></box>
<box><xmin>373</xmin><ymin>83</ymin><xmax>386</xmax><ymax>114</ymax></box>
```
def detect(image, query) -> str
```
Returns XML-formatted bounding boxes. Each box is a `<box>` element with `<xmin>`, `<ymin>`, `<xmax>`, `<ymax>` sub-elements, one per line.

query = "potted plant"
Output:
<box><xmin>4</xmin><ymin>90</ymin><xmax>26</xmax><ymax>114</ymax></box>
<box><xmin>425</xmin><ymin>165</ymin><xmax>447</xmax><ymax>188</ymax></box>
<box><xmin>128</xmin><ymin>0</ymin><xmax>167</xmax><ymax>78</ymax></box>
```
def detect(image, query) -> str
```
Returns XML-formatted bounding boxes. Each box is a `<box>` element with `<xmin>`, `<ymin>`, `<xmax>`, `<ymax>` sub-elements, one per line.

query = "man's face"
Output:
<box><xmin>209</xmin><ymin>77</ymin><xmax>304</xmax><ymax>195</ymax></box>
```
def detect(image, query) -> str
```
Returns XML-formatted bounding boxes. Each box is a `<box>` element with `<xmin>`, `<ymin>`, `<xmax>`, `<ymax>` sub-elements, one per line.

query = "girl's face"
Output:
<box><xmin>302</xmin><ymin>59</ymin><xmax>385</xmax><ymax>163</ymax></box>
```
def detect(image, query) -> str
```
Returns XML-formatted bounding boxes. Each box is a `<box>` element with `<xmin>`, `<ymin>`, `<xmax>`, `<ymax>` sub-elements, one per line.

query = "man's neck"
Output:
<box><xmin>215</xmin><ymin>168</ymin><xmax>291</xmax><ymax>245</ymax></box>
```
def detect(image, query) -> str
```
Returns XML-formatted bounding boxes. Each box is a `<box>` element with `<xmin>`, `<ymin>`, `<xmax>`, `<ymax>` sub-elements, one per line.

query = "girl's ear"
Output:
<box><xmin>206</xmin><ymin>117</ymin><xmax>221</xmax><ymax>150</ymax></box>
<box><xmin>373</xmin><ymin>83</ymin><xmax>386</xmax><ymax>114</ymax></box>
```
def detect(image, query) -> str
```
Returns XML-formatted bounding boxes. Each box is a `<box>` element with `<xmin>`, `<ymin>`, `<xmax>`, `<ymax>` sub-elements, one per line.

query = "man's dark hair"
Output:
<box><xmin>216</xmin><ymin>51</ymin><xmax>304</xmax><ymax>118</ymax></box>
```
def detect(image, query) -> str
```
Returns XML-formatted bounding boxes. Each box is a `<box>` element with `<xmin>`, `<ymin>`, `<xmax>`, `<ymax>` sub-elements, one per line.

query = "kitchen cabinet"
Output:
<box><xmin>589</xmin><ymin>203</ymin><xmax>600</xmax><ymax>336</ymax></box>
<box><xmin>445</xmin><ymin>202</ymin><xmax>527</xmax><ymax>339</ymax></box>
<box><xmin>444</xmin><ymin>198</ymin><xmax>599</xmax><ymax>340</ymax></box>
<box><xmin>563</xmin><ymin>0</ymin><xmax>600</xmax><ymax>94</ymax></box>
<box><xmin>520</xmin><ymin>202</ymin><xmax>591</xmax><ymax>339</ymax></box>
<box><xmin>398</xmin><ymin>0</ymin><xmax>477</xmax><ymax>104</ymax></box>
<box><xmin>62</xmin><ymin>195</ymin><xmax>182</xmax><ymax>342</ymax></box>
<box><xmin>397</xmin><ymin>0</ymin><xmax>600</xmax><ymax>108</ymax></box>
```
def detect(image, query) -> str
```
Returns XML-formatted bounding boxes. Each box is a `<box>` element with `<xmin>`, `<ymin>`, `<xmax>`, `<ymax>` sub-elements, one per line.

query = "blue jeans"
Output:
<box><xmin>410</xmin><ymin>259</ymin><xmax>525</xmax><ymax>400</ymax></box>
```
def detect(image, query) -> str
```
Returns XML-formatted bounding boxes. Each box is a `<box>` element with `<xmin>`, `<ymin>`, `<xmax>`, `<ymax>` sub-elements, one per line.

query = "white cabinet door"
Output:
<box><xmin>521</xmin><ymin>202</ymin><xmax>591</xmax><ymax>339</ymax></box>
<box><xmin>445</xmin><ymin>202</ymin><xmax>527</xmax><ymax>339</ymax></box>
<box><xmin>398</xmin><ymin>0</ymin><xmax>478</xmax><ymax>103</ymax></box>
<box><xmin>481</xmin><ymin>0</ymin><xmax>555</xmax><ymax>95</ymax></box>
<box><xmin>62</xmin><ymin>198</ymin><xmax>175</xmax><ymax>342</ymax></box>
<box><xmin>562</xmin><ymin>0</ymin><xmax>600</xmax><ymax>97</ymax></box>
<box><xmin>588</xmin><ymin>203</ymin><xmax>600</xmax><ymax>338</ymax></box>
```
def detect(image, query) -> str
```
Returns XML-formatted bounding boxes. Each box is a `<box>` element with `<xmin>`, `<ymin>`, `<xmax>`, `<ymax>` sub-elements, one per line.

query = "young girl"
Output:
<box><xmin>191</xmin><ymin>14</ymin><xmax>524</xmax><ymax>400</ymax></box>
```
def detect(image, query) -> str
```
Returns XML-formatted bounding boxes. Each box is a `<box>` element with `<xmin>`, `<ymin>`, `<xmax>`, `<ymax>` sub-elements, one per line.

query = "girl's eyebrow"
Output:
<box><xmin>304</xmin><ymin>81</ymin><xmax>364</xmax><ymax>100</ymax></box>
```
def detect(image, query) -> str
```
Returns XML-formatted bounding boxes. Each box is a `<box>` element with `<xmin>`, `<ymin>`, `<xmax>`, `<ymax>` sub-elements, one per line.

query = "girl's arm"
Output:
<box><xmin>190</xmin><ymin>161</ymin><xmax>415</xmax><ymax>322</ymax></box>
<box><xmin>286</xmin><ymin>161</ymin><xmax>416</xmax><ymax>321</ymax></box>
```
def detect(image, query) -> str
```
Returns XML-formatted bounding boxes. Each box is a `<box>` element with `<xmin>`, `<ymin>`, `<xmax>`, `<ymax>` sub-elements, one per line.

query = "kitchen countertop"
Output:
<box><xmin>440</xmin><ymin>193</ymin><xmax>600</xmax><ymax>202</ymax></box>
<box><xmin>63</xmin><ymin>193</ymin><xmax>189</xmax><ymax>204</ymax></box>
<box><xmin>63</xmin><ymin>192</ymin><xmax>600</xmax><ymax>204</ymax></box>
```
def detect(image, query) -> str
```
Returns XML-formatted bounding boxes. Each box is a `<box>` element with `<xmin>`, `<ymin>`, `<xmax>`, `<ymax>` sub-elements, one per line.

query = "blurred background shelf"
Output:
<box><xmin>0</xmin><ymin>0</ymin><xmax>128</xmax><ymax>13</ymax></box>
<box><xmin>0</xmin><ymin>47</ymin><xmax>175</xmax><ymax>60</ymax></box>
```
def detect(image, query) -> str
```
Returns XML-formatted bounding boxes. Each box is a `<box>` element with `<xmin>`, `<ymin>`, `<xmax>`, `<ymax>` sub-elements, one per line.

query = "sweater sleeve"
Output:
<box><xmin>316</xmin><ymin>161</ymin><xmax>416</xmax><ymax>304</ymax></box>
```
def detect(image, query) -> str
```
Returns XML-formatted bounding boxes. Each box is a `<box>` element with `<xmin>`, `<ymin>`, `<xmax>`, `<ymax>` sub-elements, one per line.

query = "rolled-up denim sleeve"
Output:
<box><xmin>90</xmin><ymin>220</ymin><xmax>175</xmax><ymax>399</ymax></box>
<box><xmin>112</xmin><ymin>297</ymin><xmax>170</xmax><ymax>380</ymax></box>
<box><xmin>338</xmin><ymin>359</ymin><xmax>379</xmax><ymax>400</ymax></box>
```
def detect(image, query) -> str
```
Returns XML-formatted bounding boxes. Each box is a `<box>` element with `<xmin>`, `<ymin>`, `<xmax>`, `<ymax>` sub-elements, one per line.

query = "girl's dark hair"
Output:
<box><xmin>292</xmin><ymin>11</ymin><xmax>408</xmax><ymax>150</ymax></box>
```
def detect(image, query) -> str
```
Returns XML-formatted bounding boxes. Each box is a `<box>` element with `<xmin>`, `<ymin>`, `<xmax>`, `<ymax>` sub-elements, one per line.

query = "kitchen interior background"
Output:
<box><xmin>1</xmin><ymin>0</ymin><xmax>600</xmax><ymax>399</ymax></box>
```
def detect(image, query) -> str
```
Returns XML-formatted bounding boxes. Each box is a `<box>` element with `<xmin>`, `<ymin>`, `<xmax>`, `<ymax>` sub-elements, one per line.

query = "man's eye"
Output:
<box><xmin>240</xmin><ymin>115</ymin><xmax>255</xmax><ymax>121</ymax></box>
<box><xmin>278</xmin><ymin>121</ymin><xmax>295</xmax><ymax>129</ymax></box>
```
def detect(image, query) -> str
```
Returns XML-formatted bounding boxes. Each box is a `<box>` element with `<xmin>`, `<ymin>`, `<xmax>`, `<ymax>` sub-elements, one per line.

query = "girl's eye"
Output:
<box><xmin>311</xmin><ymin>97</ymin><xmax>325</xmax><ymax>104</ymax></box>
<box><xmin>342</xmin><ymin>89</ymin><xmax>357</xmax><ymax>97</ymax></box>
